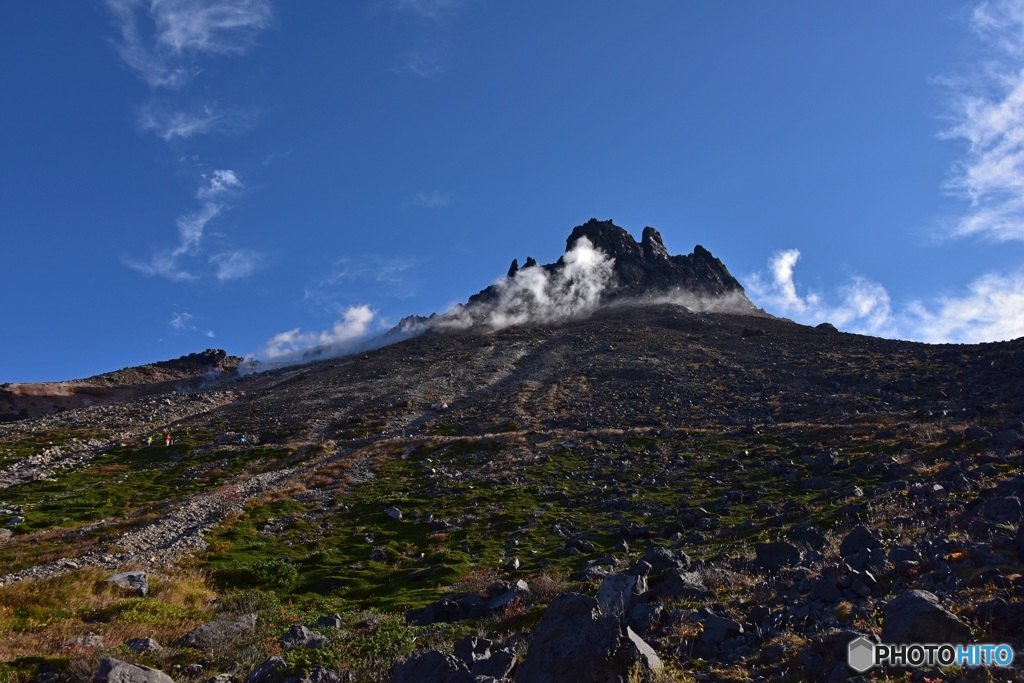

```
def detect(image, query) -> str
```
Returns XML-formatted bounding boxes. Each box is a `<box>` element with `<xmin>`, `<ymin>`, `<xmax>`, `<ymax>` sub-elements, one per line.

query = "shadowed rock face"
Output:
<box><xmin>468</xmin><ymin>219</ymin><xmax>754</xmax><ymax>311</ymax></box>
<box><xmin>566</xmin><ymin>219</ymin><xmax>747</xmax><ymax>300</ymax></box>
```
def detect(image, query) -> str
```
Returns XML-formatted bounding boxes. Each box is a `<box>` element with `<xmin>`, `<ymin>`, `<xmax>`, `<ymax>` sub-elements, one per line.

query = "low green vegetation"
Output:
<box><xmin>1</xmin><ymin>412</ymin><xmax>1016</xmax><ymax>681</ymax></box>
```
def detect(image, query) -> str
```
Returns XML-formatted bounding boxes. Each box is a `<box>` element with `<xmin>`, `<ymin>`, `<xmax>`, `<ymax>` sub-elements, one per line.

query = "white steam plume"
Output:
<box><xmin>438</xmin><ymin>237</ymin><xmax>616</xmax><ymax>330</ymax></box>
<box><xmin>256</xmin><ymin>305</ymin><xmax>377</xmax><ymax>363</ymax></box>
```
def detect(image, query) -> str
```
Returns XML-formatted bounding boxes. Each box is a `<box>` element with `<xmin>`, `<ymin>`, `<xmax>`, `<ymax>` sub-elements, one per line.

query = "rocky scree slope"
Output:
<box><xmin>1</xmin><ymin>306</ymin><xmax>1024</xmax><ymax>681</ymax></box>
<box><xmin>0</xmin><ymin>350</ymin><xmax>242</xmax><ymax>422</ymax></box>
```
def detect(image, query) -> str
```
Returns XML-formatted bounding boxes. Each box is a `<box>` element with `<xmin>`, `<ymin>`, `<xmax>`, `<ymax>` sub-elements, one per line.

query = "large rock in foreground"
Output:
<box><xmin>514</xmin><ymin>593</ymin><xmax>661</xmax><ymax>683</ymax></box>
<box><xmin>392</xmin><ymin>651</ymin><xmax>474</xmax><ymax>683</ymax></box>
<box><xmin>182</xmin><ymin>613</ymin><xmax>258</xmax><ymax>650</ymax></box>
<box><xmin>95</xmin><ymin>658</ymin><xmax>174</xmax><ymax>683</ymax></box>
<box><xmin>881</xmin><ymin>590</ymin><xmax>972</xmax><ymax>644</ymax></box>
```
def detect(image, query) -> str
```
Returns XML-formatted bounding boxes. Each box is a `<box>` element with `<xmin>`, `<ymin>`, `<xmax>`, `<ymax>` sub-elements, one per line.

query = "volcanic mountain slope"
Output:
<box><xmin>3</xmin><ymin>220</ymin><xmax>1024</xmax><ymax>681</ymax></box>
<box><xmin>2</xmin><ymin>303</ymin><xmax>1024</xmax><ymax>681</ymax></box>
<box><xmin>0</xmin><ymin>349</ymin><xmax>242</xmax><ymax>422</ymax></box>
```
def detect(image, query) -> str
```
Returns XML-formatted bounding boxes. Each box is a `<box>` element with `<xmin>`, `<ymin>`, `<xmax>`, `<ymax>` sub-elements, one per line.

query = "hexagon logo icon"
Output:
<box><xmin>847</xmin><ymin>636</ymin><xmax>875</xmax><ymax>673</ymax></box>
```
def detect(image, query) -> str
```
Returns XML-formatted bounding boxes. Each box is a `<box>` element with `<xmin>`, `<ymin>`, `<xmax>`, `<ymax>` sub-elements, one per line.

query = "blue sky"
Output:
<box><xmin>3</xmin><ymin>1</ymin><xmax>1024</xmax><ymax>382</ymax></box>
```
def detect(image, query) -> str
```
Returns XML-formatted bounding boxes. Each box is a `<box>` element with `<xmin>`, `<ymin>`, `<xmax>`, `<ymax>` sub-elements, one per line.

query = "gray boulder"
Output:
<box><xmin>980</xmin><ymin>496</ymin><xmax>1022</xmax><ymax>524</ymax></box>
<box><xmin>316</xmin><ymin>614</ymin><xmax>343</xmax><ymax>629</ymax></box>
<box><xmin>991</xmin><ymin>429</ymin><xmax>1024</xmax><ymax>448</ymax></box>
<box><xmin>454</xmin><ymin>636</ymin><xmax>492</xmax><ymax>668</ymax></box>
<box><xmin>183</xmin><ymin>613</ymin><xmax>258</xmax><ymax>650</ymax></box>
<box><xmin>125</xmin><ymin>637</ymin><xmax>162</xmax><ymax>652</ymax></box>
<box><xmin>649</xmin><ymin>569</ymin><xmax>712</xmax><ymax>601</ymax></box>
<box><xmin>72</xmin><ymin>631</ymin><xmax>105</xmax><ymax>649</ymax></box>
<box><xmin>476</xmin><ymin>649</ymin><xmax>517</xmax><ymax>679</ymax></box>
<box><xmin>392</xmin><ymin>650</ymin><xmax>474</xmax><ymax>683</ymax></box>
<box><xmin>699</xmin><ymin>611</ymin><xmax>743</xmax><ymax>645</ymax></box>
<box><xmin>514</xmin><ymin>593</ymin><xmax>661</xmax><ymax>683</ymax></box>
<box><xmin>628</xmin><ymin>603</ymin><xmax>663</xmax><ymax>633</ymax></box>
<box><xmin>279</xmin><ymin>624</ymin><xmax>328</xmax><ymax>650</ymax></box>
<box><xmin>285</xmin><ymin>667</ymin><xmax>339</xmax><ymax>683</ymax></box>
<box><xmin>754</xmin><ymin>541</ymin><xmax>801</xmax><ymax>571</ymax></box>
<box><xmin>596</xmin><ymin>573</ymin><xmax>647</xmax><ymax>620</ymax></box>
<box><xmin>244</xmin><ymin>657</ymin><xmax>286</xmax><ymax>683</ymax></box>
<box><xmin>104</xmin><ymin>571</ymin><xmax>148</xmax><ymax>597</ymax></box>
<box><xmin>95</xmin><ymin>658</ymin><xmax>174</xmax><ymax>683</ymax></box>
<box><xmin>406</xmin><ymin>594</ymin><xmax>488</xmax><ymax>626</ymax></box>
<box><xmin>453</xmin><ymin>637</ymin><xmax>517</xmax><ymax>679</ymax></box>
<box><xmin>964</xmin><ymin>426</ymin><xmax>991</xmax><ymax>440</ymax></box>
<box><xmin>790</xmin><ymin>524</ymin><xmax>827</xmax><ymax>550</ymax></box>
<box><xmin>839</xmin><ymin>525</ymin><xmax>881</xmax><ymax>558</ymax></box>
<box><xmin>628</xmin><ymin>547</ymin><xmax>690</xmax><ymax>575</ymax></box>
<box><xmin>881</xmin><ymin>590</ymin><xmax>972</xmax><ymax>644</ymax></box>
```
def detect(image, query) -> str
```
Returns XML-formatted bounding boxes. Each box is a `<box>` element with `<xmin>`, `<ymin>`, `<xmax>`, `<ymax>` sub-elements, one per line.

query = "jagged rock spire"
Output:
<box><xmin>564</xmin><ymin>218</ymin><xmax>749</xmax><ymax>300</ymax></box>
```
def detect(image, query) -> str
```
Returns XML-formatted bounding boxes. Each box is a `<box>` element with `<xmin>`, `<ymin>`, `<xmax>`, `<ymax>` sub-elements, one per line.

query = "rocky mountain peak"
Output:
<box><xmin>564</xmin><ymin>218</ymin><xmax>750</xmax><ymax>302</ymax></box>
<box><xmin>641</xmin><ymin>226</ymin><xmax>669</xmax><ymax>261</ymax></box>
<box><xmin>456</xmin><ymin>219</ymin><xmax>758</xmax><ymax>326</ymax></box>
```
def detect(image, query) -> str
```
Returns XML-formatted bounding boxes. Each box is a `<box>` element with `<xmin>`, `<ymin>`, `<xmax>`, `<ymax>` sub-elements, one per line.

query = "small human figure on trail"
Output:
<box><xmin>239</xmin><ymin>434</ymin><xmax>247</xmax><ymax>445</ymax></box>
<box><xmin>165</xmin><ymin>432</ymin><xmax>172</xmax><ymax>447</ymax></box>
<box><xmin>146</xmin><ymin>435</ymin><xmax>153</xmax><ymax>447</ymax></box>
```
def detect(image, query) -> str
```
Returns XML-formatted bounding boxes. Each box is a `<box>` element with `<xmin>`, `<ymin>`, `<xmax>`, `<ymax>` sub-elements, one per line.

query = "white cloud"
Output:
<box><xmin>257</xmin><ymin>305</ymin><xmax>378</xmax><ymax>361</ymax></box>
<box><xmin>170</xmin><ymin>170</ymin><xmax>241</xmax><ymax>257</ymax></box>
<box><xmin>138</xmin><ymin>102</ymin><xmax>257</xmax><ymax>140</ymax></box>
<box><xmin>942</xmin><ymin>0</ymin><xmax>1024</xmax><ymax>241</ymax></box>
<box><xmin>153</xmin><ymin>0</ymin><xmax>273</xmax><ymax>54</ymax></box>
<box><xmin>261</xmin><ymin>149</ymin><xmax>292</xmax><ymax>166</ymax></box>
<box><xmin>748</xmin><ymin>249</ymin><xmax>1024</xmax><ymax>343</ymax></box>
<box><xmin>905</xmin><ymin>270</ymin><xmax>1024</xmax><ymax>342</ymax></box>
<box><xmin>169</xmin><ymin>311</ymin><xmax>193</xmax><ymax>330</ymax></box>
<box><xmin>211</xmin><ymin>249</ymin><xmax>264</xmax><ymax>282</ymax></box>
<box><xmin>168</xmin><ymin>312</ymin><xmax>216</xmax><ymax>338</ymax></box>
<box><xmin>174</xmin><ymin>202</ymin><xmax>222</xmax><ymax>256</ymax></box>
<box><xmin>124</xmin><ymin>248</ymin><xmax>197</xmax><ymax>282</ymax></box>
<box><xmin>387</xmin><ymin>0</ymin><xmax>464</xmax><ymax>19</ymax></box>
<box><xmin>405</xmin><ymin>190</ymin><xmax>451</xmax><ymax>207</ymax></box>
<box><xmin>393</xmin><ymin>47</ymin><xmax>445</xmax><ymax>78</ymax></box>
<box><xmin>107</xmin><ymin>0</ymin><xmax>272</xmax><ymax>89</ymax></box>
<box><xmin>127</xmin><ymin>169</ymin><xmax>257</xmax><ymax>282</ymax></box>
<box><xmin>306</xmin><ymin>255</ymin><xmax>424</xmax><ymax>304</ymax></box>
<box><xmin>199</xmin><ymin>169</ymin><xmax>243</xmax><ymax>199</ymax></box>
<box><xmin>747</xmin><ymin>250</ymin><xmax>895</xmax><ymax>337</ymax></box>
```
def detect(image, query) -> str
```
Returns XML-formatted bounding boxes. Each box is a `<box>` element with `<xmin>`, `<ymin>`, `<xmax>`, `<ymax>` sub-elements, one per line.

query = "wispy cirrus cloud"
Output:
<box><xmin>126</xmin><ymin>169</ymin><xmax>262</xmax><ymax>282</ymax></box>
<box><xmin>393</xmin><ymin>47</ymin><xmax>446</xmax><ymax>78</ymax></box>
<box><xmin>138</xmin><ymin>101</ymin><xmax>258</xmax><ymax>141</ymax></box>
<box><xmin>942</xmin><ymin>0</ymin><xmax>1024</xmax><ymax>241</ymax></box>
<box><xmin>904</xmin><ymin>270</ymin><xmax>1024</xmax><ymax>342</ymax></box>
<box><xmin>211</xmin><ymin>249</ymin><xmax>264</xmax><ymax>282</ymax></box>
<box><xmin>404</xmin><ymin>189</ymin><xmax>452</xmax><ymax>207</ymax></box>
<box><xmin>385</xmin><ymin>0</ymin><xmax>465</xmax><ymax>20</ymax></box>
<box><xmin>169</xmin><ymin>311</ymin><xmax>193</xmax><ymax>330</ymax></box>
<box><xmin>381</xmin><ymin>0</ymin><xmax>469</xmax><ymax>78</ymax></box>
<box><xmin>106</xmin><ymin>0</ymin><xmax>272</xmax><ymax>89</ymax></box>
<box><xmin>748</xmin><ymin>249</ymin><xmax>1024</xmax><ymax>343</ymax></box>
<box><xmin>304</xmin><ymin>255</ymin><xmax>424</xmax><ymax>306</ymax></box>
<box><xmin>169</xmin><ymin>310</ymin><xmax>215</xmax><ymax>337</ymax></box>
